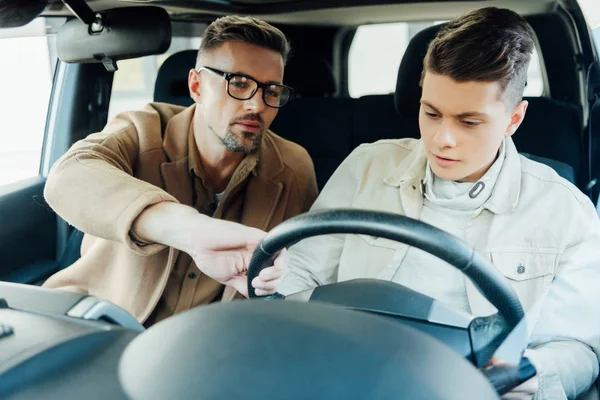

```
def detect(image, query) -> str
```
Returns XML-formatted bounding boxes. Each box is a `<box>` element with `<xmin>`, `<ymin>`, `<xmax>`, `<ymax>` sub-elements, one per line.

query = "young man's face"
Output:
<box><xmin>189</xmin><ymin>41</ymin><xmax>284</xmax><ymax>154</ymax></box>
<box><xmin>419</xmin><ymin>71</ymin><xmax>528</xmax><ymax>182</ymax></box>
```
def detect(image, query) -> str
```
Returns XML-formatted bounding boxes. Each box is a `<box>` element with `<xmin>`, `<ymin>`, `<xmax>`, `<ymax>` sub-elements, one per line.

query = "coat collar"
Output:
<box><xmin>382</xmin><ymin>138</ymin><xmax>522</xmax><ymax>215</ymax></box>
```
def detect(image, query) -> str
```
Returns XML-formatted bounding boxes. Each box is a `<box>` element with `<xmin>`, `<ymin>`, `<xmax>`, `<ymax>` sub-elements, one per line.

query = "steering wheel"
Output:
<box><xmin>248</xmin><ymin>208</ymin><xmax>523</xmax><ymax>324</ymax></box>
<box><xmin>246</xmin><ymin>209</ymin><xmax>534</xmax><ymax>385</ymax></box>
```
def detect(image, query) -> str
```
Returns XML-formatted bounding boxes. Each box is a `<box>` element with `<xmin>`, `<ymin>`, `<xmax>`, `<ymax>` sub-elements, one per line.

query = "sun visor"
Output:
<box><xmin>56</xmin><ymin>6</ymin><xmax>171</xmax><ymax>72</ymax></box>
<box><xmin>0</xmin><ymin>0</ymin><xmax>48</xmax><ymax>28</ymax></box>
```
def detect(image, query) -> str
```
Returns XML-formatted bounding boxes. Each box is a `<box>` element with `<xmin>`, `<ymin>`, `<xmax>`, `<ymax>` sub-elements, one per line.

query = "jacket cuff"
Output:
<box><xmin>526</xmin><ymin>349</ymin><xmax>567</xmax><ymax>400</ymax></box>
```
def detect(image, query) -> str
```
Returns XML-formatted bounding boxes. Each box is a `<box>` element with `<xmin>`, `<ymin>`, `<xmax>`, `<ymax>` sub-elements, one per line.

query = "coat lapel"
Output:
<box><xmin>240</xmin><ymin>179</ymin><xmax>284</xmax><ymax>230</ymax></box>
<box><xmin>160</xmin><ymin>158</ymin><xmax>194</xmax><ymax>206</ymax></box>
<box><xmin>239</xmin><ymin>131</ymin><xmax>286</xmax><ymax>231</ymax></box>
<box><xmin>159</xmin><ymin>105</ymin><xmax>196</xmax><ymax>207</ymax></box>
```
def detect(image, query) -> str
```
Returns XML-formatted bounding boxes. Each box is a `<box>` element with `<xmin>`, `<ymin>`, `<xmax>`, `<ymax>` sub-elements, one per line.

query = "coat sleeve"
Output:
<box><xmin>527</xmin><ymin>198</ymin><xmax>600</xmax><ymax>399</ymax></box>
<box><xmin>43</xmin><ymin>111</ymin><xmax>178</xmax><ymax>256</ymax></box>
<box><xmin>279</xmin><ymin>147</ymin><xmax>364</xmax><ymax>295</ymax></box>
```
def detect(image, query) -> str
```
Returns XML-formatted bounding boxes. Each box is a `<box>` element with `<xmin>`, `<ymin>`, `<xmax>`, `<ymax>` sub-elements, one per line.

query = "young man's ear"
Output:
<box><xmin>505</xmin><ymin>100</ymin><xmax>528</xmax><ymax>138</ymax></box>
<box><xmin>188</xmin><ymin>69</ymin><xmax>202</xmax><ymax>103</ymax></box>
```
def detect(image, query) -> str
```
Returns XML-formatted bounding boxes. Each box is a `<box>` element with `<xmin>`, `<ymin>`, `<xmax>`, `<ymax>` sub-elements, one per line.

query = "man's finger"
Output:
<box><xmin>255</xmin><ymin>288</ymin><xmax>274</xmax><ymax>296</ymax></box>
<box><xmin>226</xmin><ymin>276</ymin><xmax>249</xmax><ymax>298</ymax></box>
<box><xmin>259</xmin><ymin>265</ymin><xmax>285</xmax><ymax>281</ymax></box>
<box><xmin>252</xmin><ymin>276</ymin><xmax>280</xmax><ymax>291</ymax></box>
<box><xmin>274</xmin><ymin>248</ymin><xmax>290</xmax><ymax>265</ymax></box>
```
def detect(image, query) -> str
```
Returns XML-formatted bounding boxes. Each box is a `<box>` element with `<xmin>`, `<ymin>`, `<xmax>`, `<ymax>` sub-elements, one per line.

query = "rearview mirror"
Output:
<box><xmin>56</xmin><ymin>6</ymin><xmax>171</xmax><ymax>71</ymax></box>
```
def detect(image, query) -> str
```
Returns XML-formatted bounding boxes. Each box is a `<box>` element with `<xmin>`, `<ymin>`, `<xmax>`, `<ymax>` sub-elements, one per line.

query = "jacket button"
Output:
<box><xmin>188</xmin><ymin>272</ymin><xmax>198</xmax><ymax>279</ymax></box>
<box><xmin>517</xmin><ymin>264</ymin><xmax>525</xmax><ymax>274</ymax></box>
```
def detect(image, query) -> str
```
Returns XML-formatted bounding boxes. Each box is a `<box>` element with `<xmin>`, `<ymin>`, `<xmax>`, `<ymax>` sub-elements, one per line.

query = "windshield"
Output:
<box><xmin>0</xmin><ymin>17</ymin><xmax>63</xmax><ymax>187</ymax></box>
<box><xmin>579</xmin><ymin>0</ymin><xmax>600</xmax><ymax>30</ymax></box>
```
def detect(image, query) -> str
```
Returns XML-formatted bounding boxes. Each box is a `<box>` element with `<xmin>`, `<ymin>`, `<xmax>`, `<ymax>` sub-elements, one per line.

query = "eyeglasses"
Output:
<box><xmin>197</xmin><ymin>66</ymin><xmax>293</xmax><ymax>108</ymax></box>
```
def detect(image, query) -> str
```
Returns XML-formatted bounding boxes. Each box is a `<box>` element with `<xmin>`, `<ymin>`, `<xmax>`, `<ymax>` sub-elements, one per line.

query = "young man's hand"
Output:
<box><xmin>132</xmin><ymin>202</ymin><xmax>288</xmax><ymax>296</ymax></box>
<box><xmin>500</xmin><ymin>377</ymin><xmax>538</xmax><ymax>400</ymax></box>
<box><xmin>486</xmin><ymin>357</ymin><xmax>539</xmax><ymax>400</ymax></box>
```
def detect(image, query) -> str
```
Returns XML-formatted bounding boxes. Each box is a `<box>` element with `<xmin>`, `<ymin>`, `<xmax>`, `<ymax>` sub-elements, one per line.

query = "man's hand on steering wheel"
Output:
<box><xmin>188</xmin><ymin>217</ymin><xmax>289</xmax><ymax>297</ymax></box>
<box><xmin>131</xmin><ymin>202</ymin><xmax>289</xmax><ymax>297</ymax></box>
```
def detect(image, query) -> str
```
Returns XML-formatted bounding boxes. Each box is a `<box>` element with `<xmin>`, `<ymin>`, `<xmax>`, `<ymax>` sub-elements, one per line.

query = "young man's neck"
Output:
<box><xmin>193</xmin><ymin>124</ymin><xmax>245</xmax><ymax>194</ymax></box>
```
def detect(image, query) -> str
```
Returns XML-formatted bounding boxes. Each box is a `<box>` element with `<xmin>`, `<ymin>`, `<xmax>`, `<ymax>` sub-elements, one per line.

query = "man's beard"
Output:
<box><xmin>220</xmin><ymin>128</ymin><xmax>262</xmax><ymax>154</ymax></box>
<box><xmin>213</xmin><ymin>113</ymin><xmax>264</xmax><ymax>154</ymax></box>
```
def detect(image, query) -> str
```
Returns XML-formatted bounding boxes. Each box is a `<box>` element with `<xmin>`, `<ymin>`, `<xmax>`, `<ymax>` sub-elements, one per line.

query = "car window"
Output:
<box><xmin>348</xmin><ymin>21</ymin><xmax>545</xmax><ymax>98</ymax></box>
<box><xmin>594</xmin><ymin>28</ymin><xmax>600</xmax><ymax>53</ymax></box>
<box><xmin>579</xmin><ymin>0</ymin><xmax>600</xmax><ymax>35</ymax></box>
<box><xmin>0</xmin><ymin>18</ymin><xmax>61</xmax><ymax>187</ymax></box>
<box><xmin>579</xmin><ymin>0</ymin><xmax>600</xmax><ymax>52</ymax></box>
<box><xmin>108</xmin><ymin>36</ymin><xmax>203</xmax><ymax>119</ymax></box>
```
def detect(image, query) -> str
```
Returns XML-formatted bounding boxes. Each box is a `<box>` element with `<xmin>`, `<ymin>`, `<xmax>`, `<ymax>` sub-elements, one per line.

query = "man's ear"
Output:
<box><xmin>505</xmin><ymin>100</ymin><xmax>528</xmax><ymax>138</ymax></box>
<box><xmin>188</xmin><ymin>69</ymin><xmax>201</xmax><ymax>103</ymax></box>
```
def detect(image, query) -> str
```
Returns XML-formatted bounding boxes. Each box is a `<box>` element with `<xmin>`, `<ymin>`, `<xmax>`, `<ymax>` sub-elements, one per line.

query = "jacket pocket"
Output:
<box><xmin>490</xmin><ymin>251</ymin><xmax>555</xmax><ymax>281</ymax></box>
<box><xmin>489</xmin><ymin>251</ymin><xmax>556</xmax><ymax>312</ymax></box>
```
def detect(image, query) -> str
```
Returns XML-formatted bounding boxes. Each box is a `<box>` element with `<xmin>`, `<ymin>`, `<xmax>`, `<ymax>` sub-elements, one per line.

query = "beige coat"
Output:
<box><xmin>281</xmin><ymin>138</ymin><xmax>600</xmax><ymax>400</ymax></box>
<box><xmin>43</xmin><ymin>102</ymin><xmax>318</xmax><ymax>323</ymax></box>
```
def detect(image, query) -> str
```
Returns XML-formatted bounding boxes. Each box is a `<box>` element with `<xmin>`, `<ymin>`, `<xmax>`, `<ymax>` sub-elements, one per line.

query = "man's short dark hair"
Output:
<box><xmin>423</xmin><ymin>7</ymin><xmax>536</xmax><ymax>108</ymax></box>
<box><xmin>197</xmin><ymin>16</ymin><xmax>291</xmax><ymax>66</ymax></box>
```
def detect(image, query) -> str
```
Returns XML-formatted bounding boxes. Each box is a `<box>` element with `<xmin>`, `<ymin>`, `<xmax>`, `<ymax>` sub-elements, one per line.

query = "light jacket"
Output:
<box><xmin>281</xmin><ymin>138</ymin><xmax>600</xmax><ymax>400</ymax></box>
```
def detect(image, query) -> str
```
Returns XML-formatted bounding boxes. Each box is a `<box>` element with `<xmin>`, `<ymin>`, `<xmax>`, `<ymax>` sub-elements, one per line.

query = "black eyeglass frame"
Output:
<box><xmin>197</xmin><ymin>66</ymin><xmax>294</xmax><ymax>108</ymax></box>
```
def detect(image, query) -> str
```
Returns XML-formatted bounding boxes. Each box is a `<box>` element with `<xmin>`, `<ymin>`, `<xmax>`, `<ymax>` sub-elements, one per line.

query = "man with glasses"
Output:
<box><xmin>42</xmin><ymin>16</ymin><xmax>317</xmax><ymax>327</ymax></box>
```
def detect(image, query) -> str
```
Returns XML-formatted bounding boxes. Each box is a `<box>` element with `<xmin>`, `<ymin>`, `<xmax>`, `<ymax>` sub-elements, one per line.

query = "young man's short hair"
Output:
<box><xmin>196</xmin><ymin>15</ymin><xmax>291</xmax><ymax>66</ymax></box>
<box><xmin>423</xmin><ymin>7</ymin><xmax>536</xmax><ymax>109</ymax></box>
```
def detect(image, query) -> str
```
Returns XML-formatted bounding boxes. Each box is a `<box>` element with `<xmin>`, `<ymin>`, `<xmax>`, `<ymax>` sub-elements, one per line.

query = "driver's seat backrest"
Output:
<box><xmin>393</xmin><ymin>23</ymin><xmax>583</xmax><ymax>185</ymax></box>
<box><xmin>154</xmin><ymin>50</ymin><xmax>196</xmax><ymax>107</ymax></box>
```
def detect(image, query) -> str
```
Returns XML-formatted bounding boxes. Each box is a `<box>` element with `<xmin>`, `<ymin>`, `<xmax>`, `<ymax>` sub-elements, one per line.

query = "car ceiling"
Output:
<box><xmin>42</xmin><ymin>0</ymin><xmax>558</xmax><ymax>25</ymax></box>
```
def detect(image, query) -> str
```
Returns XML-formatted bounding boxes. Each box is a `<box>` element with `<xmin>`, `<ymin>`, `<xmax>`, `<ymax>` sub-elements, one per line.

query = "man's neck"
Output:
<box><xmin>193</xmin><ymin>125</ymin><xmax>244</xmax><ymax>194</ymax></box>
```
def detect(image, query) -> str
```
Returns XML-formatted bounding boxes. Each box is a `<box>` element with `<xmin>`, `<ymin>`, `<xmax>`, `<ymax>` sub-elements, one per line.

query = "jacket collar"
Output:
<box><xmin>483</xmin><ymin>138</ymin><xmax>521</xmax><ymax>215</ymax></box>
<box><xmin>383</xmin><ymin>141</ymin><xmax>427</xmax><ymax>187</ymax></box>
<box><xmin>383</xmin><ymin>138</ymin><xmax>522</xmax><ymax>215</ymax></box>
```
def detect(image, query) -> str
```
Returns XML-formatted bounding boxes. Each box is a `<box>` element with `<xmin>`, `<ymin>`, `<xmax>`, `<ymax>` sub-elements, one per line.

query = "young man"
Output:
<box><xmin>280</xmin><ymin>8</ymin><xmax>600</xmax><ymax>400</ymax></box>
<box><xmin>43</xmin><ymin>16</ymin><xmax>318</xmax><ymax>326</ymax></box>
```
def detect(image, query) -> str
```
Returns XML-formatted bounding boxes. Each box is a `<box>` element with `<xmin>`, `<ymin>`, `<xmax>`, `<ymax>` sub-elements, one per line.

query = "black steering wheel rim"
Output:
<box><xmin>247</xmin><ymin>208</ymin><xmax>524</xmax><ymax>330</ymax></box>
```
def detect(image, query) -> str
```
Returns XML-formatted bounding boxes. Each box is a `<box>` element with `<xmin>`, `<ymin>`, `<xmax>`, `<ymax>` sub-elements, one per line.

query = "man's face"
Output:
<box><xmin>419</xmin><ymin>71</ymin><xmax>527</xmax><ymax>182</ymax></box>
<box><xmin>189</xmin><ymin>41</ymin><xmax>284</xmax><ymax>154</ymax></box>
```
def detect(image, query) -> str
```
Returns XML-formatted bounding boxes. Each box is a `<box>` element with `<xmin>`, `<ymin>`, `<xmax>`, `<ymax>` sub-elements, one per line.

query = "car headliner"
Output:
<box><xmin>41</xmin><ymin>0</ymin><xmax>557</xmax><ymax>26</ymax></box>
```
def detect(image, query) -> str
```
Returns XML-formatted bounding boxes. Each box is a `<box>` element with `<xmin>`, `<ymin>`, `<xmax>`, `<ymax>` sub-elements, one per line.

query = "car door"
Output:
<box><xmin>0</xmin><ymin>17</ymin><xmax>113</xmax><ymax>284</ymax></box>
<box><xmin>0</xmin><ymin>18</ymin><xmax>61</xmax><ymax>284</ymax></box>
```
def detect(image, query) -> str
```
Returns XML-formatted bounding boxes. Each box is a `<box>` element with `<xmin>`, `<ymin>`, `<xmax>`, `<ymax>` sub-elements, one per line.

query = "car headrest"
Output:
<box><xmin>153</xmin><ymin>49</ymin><xmax>337</xmax><ymax>106</ymax></box>
<box><xmin>395</xmin><ymin>24</ymin><xmax>445</xmax><ymax>119</ymax></box>
<box><xmin>154</xmin><ymin>50</ymin><xmax>196</xmax><ymax>107</ymax></box>
<box><xmin>285</xmin><ymin>56</ymin><xmax>336</xmax><ymax>98</ymax></box>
